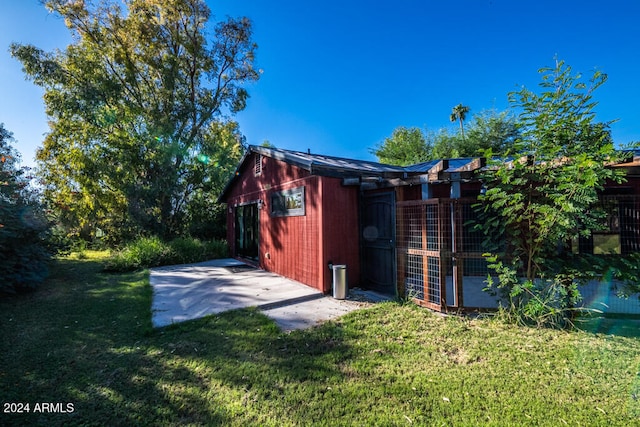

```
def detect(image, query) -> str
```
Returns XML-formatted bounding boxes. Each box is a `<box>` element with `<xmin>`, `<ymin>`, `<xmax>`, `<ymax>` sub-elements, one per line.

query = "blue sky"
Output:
<box><xmin>1</xmin><ymin>0</ymin><xmax>640</xmax><ymax>168</ymax></box>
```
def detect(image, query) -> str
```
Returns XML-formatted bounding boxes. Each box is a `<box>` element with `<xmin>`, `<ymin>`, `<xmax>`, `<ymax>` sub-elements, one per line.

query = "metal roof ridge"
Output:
<box><xmin>249</xmin><ymin>145</ymin><xmax>406</xmax><ymax>173</ymax></box>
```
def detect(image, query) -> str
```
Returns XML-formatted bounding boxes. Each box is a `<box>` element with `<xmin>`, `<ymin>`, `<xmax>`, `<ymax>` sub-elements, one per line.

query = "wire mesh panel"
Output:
<box><xmin>425</xmin><ymin>204</ymin><xmax>439</xmax><ymax>251</ymax></box>
<box><xmin>458</xmin><ymin>256</ymin><xmax>503</xmax><ymax>309</ymax></box>
<box><xmin>397</xmin><ymin>200</ymin><xmax>441</xmax><ymax>309</ymax></box>
<box><xmin>574</xmin><ymin>195</ymin><xmax>640</xmax><ymax>255</ymax></box>
<box><xmin>459</xmin><ymin>200</ymin><xmax>485</xmax><ymax>253</ymax></box>
<box><xmin>404</xmin><ymin>254</ymin><xmax>424</xmax><ymax>300</ymax></box>
<box><xmin>604</xmin><ymin>195</ymin><xmax>640</xmax><ymax>254</ymax></box>
<box><xmin>398</xmin><ymin>204</ymin><xmax>424</xmax><ymax>250</ymax></box>
<box><xmin>396</xmin><ymin>199</ymin><xmax>444</xmax><ymax>310</ymax></box>
<box><xmin>450</xmin><ymin>199</ymin><xmax>498</xmax><ymax>308</ymax></box>
<box><xmin>427</xmin><ymin>255</ymin><xmax>440</xmax><ymax>304</ymax></box>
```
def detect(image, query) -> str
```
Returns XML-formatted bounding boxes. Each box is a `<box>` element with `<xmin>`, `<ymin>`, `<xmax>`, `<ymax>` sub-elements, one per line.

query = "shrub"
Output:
<box><xmin>169</xmin><ymin>237</ymin><xmax>207</xmax><ymax>264</ymax></box>
<box><xmin>0</xmin><ymin>125</ymin><xmax>53</xmax><ymax>294</ymax></box>
<box><xmin>105</xmin><ymin>236</ymin><xmax>228</xmax><ymax>272</ymax></box>
<box><xmin>168</xmin><ymin>237</ymin><xmax>228</xmax><ymax>264</ymax></box>
<box><xmin>485</xmin><ymin>266</ymin><xmax>583</xmax><ymax>329</ymax></box>
<box><xmin>1</xmin><ymin>218</ymin><xmax>52</xmax><ymax>294</ymax></box>
<box><xmin>104</xmin><ymin>236</ymin><xmax>169</xmax><ymax>271</ymax></box>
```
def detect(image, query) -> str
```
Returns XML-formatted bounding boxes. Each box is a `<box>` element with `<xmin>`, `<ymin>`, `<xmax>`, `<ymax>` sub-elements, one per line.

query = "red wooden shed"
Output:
<box><xmin>218</xmin><ymin>145</ymin><xmax>410</xmax><ymax>293</ymax></box>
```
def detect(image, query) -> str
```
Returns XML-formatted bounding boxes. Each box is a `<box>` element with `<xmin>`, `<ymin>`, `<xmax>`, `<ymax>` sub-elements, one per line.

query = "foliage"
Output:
<box><xmin>186</xmin><ymin>197</ymin><xmax>227</xmax><ymax>240</ymax></box>
<box><xmin>484</xmin><ymin>255</ymin><xmax>585</xmax><ymax>328</ymax></box>
<box><xmin>2</xmin><ymin>257</ymin><xmax>639</xmax><ymax>425</ymax></box>
<box><xmin>184</xmin><ymin>121</ymin><xmax>245</xmax><ymax>239</ymax></box>
<box><xmin>476</xmin><ymin>59</ymin><xmax>634</xmax><ymax>326</ymax></box>
<box><xmin>369</xmin><ymin>126</ymin><xmax>431</xmax><ymax>165</ymax></box>
<box><xmin>429</xmin><ymin>128</ymin><xmax>461</xmax><ymax>159</ymax></box>
<box><xmin>449</xmin><ymin>103</ymin><xmax>470</xmax><ymax>139</ymax></box>
<box><xmin>104</xmin><ymin>235</ymin><xmax>228</xmax><ymax>271</ymax></box>
<box><xmin>459</xmin><ymin>109</ymin><xmax>520</xmax><ymax>157</ymax></box>
<box><xmin>372</xmin><ymin>110</ymin><xmax>519</xmax><ymax>165</ymax></box>
<box><xmin>11</xmin><ymin>0</ymin><xmax>258</xmax><ymax>242</ymax></box>
<box><xmin>0</xmin><ymin>124</ymin><xmax>53</xmax><ymax>294</ymax></box>
<box><xmin>566</xmin><ymin>253</ymin><xmax>640</xmax><ymax>299</ymax></box>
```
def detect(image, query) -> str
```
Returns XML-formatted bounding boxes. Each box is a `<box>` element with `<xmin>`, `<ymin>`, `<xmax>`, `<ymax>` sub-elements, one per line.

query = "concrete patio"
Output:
<box><xmin>150</xmin><ymin>258</ymin><xmax>378</xmax><ymax>331</ymax></box>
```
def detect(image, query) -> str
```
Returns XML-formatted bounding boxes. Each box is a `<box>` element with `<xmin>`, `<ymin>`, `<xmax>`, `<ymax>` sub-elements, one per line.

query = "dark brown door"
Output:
<box><xmin>361</xmin><ymin>192</ymin><xmax>396</xmax><ymax>295</ymax></box>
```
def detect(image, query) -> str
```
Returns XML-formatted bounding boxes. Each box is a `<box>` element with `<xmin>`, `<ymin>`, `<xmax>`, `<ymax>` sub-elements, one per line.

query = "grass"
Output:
<box><xmin>1</xmin><ymin>253</ymin><xmax>639</xmax><ymax>426</ymax></box>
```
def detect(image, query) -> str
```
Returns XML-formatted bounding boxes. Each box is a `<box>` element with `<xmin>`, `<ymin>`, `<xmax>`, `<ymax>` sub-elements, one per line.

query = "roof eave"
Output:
<box><xmin>217</xmin><ymin>148</ymin><xmax>252</xmax><ymax>203</ymax></box>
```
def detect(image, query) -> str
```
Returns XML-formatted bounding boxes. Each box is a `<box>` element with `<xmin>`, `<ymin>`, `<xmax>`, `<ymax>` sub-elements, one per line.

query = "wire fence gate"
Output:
<box><xmin>396</xmin><ymin>198</ymin><xmax>495</xmax><ymax>312</ymax></box>
<box><xmin>396</xmin><ymin>195</ymin><xmax>640</xmax><ymax>314</ymax></box>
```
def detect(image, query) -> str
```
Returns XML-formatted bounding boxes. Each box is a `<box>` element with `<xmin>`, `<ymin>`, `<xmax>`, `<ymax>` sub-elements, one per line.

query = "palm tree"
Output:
<box><xmin>450</xmin><ymin>104</ymin><xmax>470</xmax><ymax>140</ymax></box>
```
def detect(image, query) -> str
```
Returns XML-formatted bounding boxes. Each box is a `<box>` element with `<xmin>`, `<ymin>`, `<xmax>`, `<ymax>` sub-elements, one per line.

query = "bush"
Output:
<box><xmin>187</xmin><ymin>201</ymin><xmax>228</xmax><ymax>240</ymax></box>
<box><xmin>104</xmin><ymin>236</ymin><xmax>170</xmax><ymax>271</ymax></box>
<box><xmin>104</xmin><ymin>236</ymin><xmax>228</xmax><ymax>272</ymax></box>
<box><xmin>1</xmin><ymin>216</ymin><xmax>52</xmax><ymax>294</ymax></box>
<box><xmin>168</xmin><ymin>237</ymin><xmax>228</xmax><ymax>264</ymax></box>
<box><xmin>0</xmin><ymin>125</ymin><xmax>53</xmax><ymax>294</ymax></box>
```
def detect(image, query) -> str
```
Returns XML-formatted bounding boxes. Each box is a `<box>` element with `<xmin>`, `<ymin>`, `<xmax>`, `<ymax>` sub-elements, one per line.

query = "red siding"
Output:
<box><xmin>262</xmin><ymin>175</ymin><xmax>322</xmax><ymax>290</ymax></box>
<box><xmin>224</xmin><ymin>153</ymin><xmax>361</xmax><ymax>292</ymax></box>
<box><xmin>320</xmin><ymin>177</ymin><xmax>361</xmax><ymax>292</ymax></box>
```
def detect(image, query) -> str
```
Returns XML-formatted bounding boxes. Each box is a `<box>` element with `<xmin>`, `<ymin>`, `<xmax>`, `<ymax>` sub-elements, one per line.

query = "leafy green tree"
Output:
<box><xmin>450</xmin><ymin>104</ymin><xmax>470</xmax><ymax>140</ymax></box>
<box><xmin>374</xmin><ymin>111</ymin><xmax>518</xmax><ymax>165</ymax></box>
<box><xmin>11</xmin><ymin>0</ymin><xmax>259</xmax><ymax>242</ymax></box>
<box><xmin>477</xmin><ymin>59</ymin><xmax>633</xmax><ymax>326</ymax></box>
<box><xmin>186</xmin><ymin>121</ymin><xmax>245</xmax><ymax>239</ymax></box>
<box><xmin>460</xmin><ymin>109</ymin><xmax>520</xmax><ymax>157</ymax></box>
<box><xmin>430</xmin><ymin>129</ymin><xmax>460</xmax><ymax>159</ymax></box>
<box><xmin>0</xmin><ymin>124</ymin><xmax>52</xmax><ymax>294</ymax></box>
<box><xmin>370</xmin><ymin>126</ymin><xmax>432</xmax><ymax>166</ymax></box>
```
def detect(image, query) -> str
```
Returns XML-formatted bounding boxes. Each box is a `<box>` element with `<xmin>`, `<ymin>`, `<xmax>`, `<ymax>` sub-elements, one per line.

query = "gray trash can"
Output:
<box><xmin>332</xmin><ymin>264</ymin><xmax>347</xmax><ymax>299</ymax></box>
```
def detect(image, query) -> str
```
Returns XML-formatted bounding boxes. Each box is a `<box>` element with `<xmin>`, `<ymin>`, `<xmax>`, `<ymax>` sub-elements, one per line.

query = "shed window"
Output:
<box><xmin>271</xmin><ymin>186</ymin><xmax>305</xmax><ymax>217</ymax></box>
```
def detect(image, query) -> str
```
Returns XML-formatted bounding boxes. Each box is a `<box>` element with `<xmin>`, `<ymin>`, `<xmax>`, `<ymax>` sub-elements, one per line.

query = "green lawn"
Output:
<box><xmin>1</xmin><ymin>253</ymin><xmax>639</xmax><ymax>426</ymax></box>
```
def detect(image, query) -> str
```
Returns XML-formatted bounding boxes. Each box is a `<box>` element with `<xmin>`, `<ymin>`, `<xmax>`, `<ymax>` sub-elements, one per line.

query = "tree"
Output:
<box><xmin>186</xmin><ymin>120</ymin><xmax>245</xmax><ymax>239</ymax></box>
<box><xmin>450</xmin><ymin>104</ymin><xmax>470</xmax><ymax>140</ymax></box>
<box><xmin>0</xmin><ymin>124</ymin><xmax>52</xmax><ymax>294</ymax></box>
<box><xmin>11</xmin><ymin>0</ymin><xmax>259</xmax><ymax>242</ymax></box>
<box><xmin>460</xmin><ymin>109</ymin><xmax>520</xmax><ymax>157</ymax></box>
<box><xmin>431</xmin><ymin>111</ymin><xmax>519</xmax><ymax>159</ymax></box>
<box><xmin>373</xmin><ymin>111</ymin><xmax>518</xmax><ymax>165</ymax></box>
<box><xmin>430</xmin><ymin>129</ymin><xmax>460</xmax><ymax>159</ymax></box>
<box><xmin>370</xmin><ymin>126</ymin><xmax>432</xmax><ymax>166</ymax></box>
<box><xmin>476</xmin><ymin>59</ymin><xmax>632</xmax><ymax>326</ymax></box>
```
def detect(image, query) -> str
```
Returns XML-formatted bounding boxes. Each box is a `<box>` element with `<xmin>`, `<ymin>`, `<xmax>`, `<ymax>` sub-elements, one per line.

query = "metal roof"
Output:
<box><xmin>218</xmin><ymin>146</ymin><xmax>489</xmax><ymax>202</ymax></box>
<box><xmin>403</xmin><ymin>159</ymin><xmax>441</xmax><ymax>173</ymax></box>
<box><xmin>445</xmin><ymin>158</ymin><xmax>476</xmax><ymax>172</ymax></box>
<box><xmin>250</xmin><ymin>145</ymin><xmax>408</xmax><ymax>177</ymax></box>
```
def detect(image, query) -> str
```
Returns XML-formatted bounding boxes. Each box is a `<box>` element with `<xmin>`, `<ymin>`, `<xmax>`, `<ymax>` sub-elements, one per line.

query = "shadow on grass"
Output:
<box><xmin>0</xmin><ymin>256</ymin><xmax>360</xmax><ymax>426</ymax></box>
